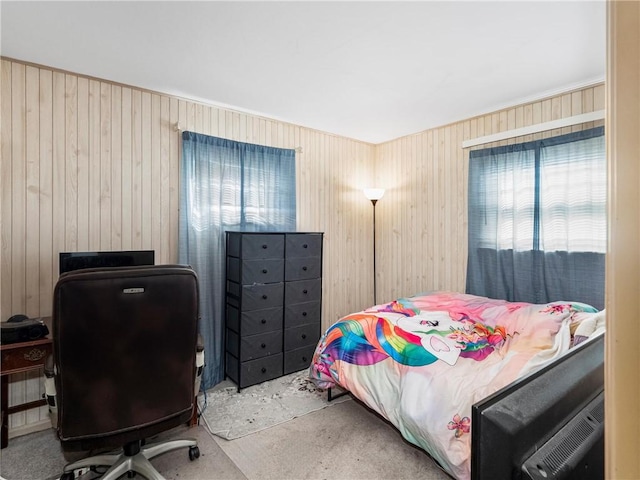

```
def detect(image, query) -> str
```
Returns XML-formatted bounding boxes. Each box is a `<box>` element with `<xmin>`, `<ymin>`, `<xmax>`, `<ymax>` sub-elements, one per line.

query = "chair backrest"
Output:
<box><xmin>52</xmin><ymin>265</ymin><xmax>199</xmax><ymax>450</ymax></box>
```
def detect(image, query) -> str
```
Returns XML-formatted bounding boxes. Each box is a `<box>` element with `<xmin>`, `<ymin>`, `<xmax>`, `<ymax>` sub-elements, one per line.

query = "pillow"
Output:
<box><xmin>571</xmin><ymin>310</ymin><xmax>606</xmax><ymax>347</ymax></box>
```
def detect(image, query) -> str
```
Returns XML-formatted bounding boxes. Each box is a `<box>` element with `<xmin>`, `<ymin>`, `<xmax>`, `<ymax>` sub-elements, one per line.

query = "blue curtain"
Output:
<box><xmin>466</xmin><ymin>127</ymin><xmax>605</xmax><ymax>309</ymax></box>
<box><xmin>179</xmin><ymin>132</ymin><xmax>296</xmax><ymax>389</ymax></box>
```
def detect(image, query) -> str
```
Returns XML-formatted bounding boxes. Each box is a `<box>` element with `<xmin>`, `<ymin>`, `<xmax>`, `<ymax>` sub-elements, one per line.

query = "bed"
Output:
<box><xmin>308</xmin><ymin>291</ymin><xmax>605</xmax><ymax>480</ymax></box>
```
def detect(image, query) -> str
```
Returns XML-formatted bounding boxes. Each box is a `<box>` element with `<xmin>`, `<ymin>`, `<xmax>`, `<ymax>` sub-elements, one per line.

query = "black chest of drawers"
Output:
<box><xmin>225</xmin><ymin>231</ymin><xmax>323</xmax><ymax>389</ymax></box>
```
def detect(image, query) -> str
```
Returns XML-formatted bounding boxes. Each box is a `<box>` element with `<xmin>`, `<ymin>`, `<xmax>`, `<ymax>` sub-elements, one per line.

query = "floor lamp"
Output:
<box><xmin>363</xmin><ymin>188</ymin><xmax>385</xmax><ymax>305</ymax></box>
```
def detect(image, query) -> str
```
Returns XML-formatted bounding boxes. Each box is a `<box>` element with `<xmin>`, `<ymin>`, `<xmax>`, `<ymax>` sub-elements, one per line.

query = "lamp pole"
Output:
<box><xmin>371</xmin><ymin>198</ymin><xmax>378</xmax><ymax>305</ymax></box>
<box><xmin>363</xmin><ymin>188</ymin><xmax>385</xmax><ymax>305</ymax></box>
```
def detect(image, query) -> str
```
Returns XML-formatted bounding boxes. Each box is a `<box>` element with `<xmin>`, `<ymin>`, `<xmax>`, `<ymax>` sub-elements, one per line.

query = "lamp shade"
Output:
<box><xmin>363</xmin><ymin>188</ymin><xmax>385</xmax><ymax>201</ymax></box>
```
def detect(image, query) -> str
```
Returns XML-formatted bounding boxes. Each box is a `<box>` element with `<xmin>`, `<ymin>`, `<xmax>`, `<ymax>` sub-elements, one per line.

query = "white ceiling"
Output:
<box><xmin>1</xmin><ymin>1</ymin><xmax>606</xmax><ymax>144</ymax></box>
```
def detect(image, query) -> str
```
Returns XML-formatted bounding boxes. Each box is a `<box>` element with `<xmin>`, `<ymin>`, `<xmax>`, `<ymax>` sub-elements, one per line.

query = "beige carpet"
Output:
<box><xmin>0</xmin><ymin>424</ymin><xmax>245</xmax><ymax>480</ymax></box>
<box><xmin>213</xmin><ymin>399</ymin><xmax>451</xmax><ymax>480</ymax></box>
<box><xmin>1</xmin><ymin>398</ymin><xmax>450</xmax><ymax>480</ymax></box>
<box><xmin>2</xmin><ymin>372</ymin><xmax>449</xmax><ymax>480</ymax></box>
<box><xmin>200</xmin><ymin>370</ymin><xmax>350</xmax><ymax>440</ymax></box>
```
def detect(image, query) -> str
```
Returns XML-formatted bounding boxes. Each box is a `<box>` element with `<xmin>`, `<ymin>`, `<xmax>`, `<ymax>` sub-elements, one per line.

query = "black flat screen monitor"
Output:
<box><xmin>471</xmin><ymin>333</ymin><xmax>604</xmax><ymax>480</ymax></box>
<box><xmin>59</xmin><ymin>250</ymin><xmax>155</xmax><ymax>274</ymax></box>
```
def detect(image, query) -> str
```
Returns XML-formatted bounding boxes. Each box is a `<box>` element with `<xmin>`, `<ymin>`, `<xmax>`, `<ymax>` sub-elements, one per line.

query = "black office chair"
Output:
<box><xmin>46</xmin><ymin>265</ymin><xmax>203</xmax><ymax>480</ymax></box>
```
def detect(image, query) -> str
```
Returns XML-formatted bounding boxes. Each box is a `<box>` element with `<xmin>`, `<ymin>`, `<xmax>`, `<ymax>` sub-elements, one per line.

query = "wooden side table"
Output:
<box><xmin>0</xmin><ymin>318</ymin><xmax>52</xmax><ymax>449</ymax></box>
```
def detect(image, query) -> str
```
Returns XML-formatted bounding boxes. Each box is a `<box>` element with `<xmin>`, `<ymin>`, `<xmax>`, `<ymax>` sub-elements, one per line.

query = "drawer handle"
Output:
<box><xmin>302</xmin><ymin>311</ymin><xmax>307</xmax><ymax>317</ymax></box>
<box><xmin>301</xmin><ymin>334</ymin><xmax>307</xmax><ymax>339</ymax></box>
<box><xmin>303</xmin><ymin>289</ymin><xmax>308</xmax><ymax>294</ymax></box>
<box><xmin>303</xmin><ymin>244</ymin><xmax>308</xmax><ymax>248</ymax></box>
<box><xmin>261</xmin><ymin>367</ymin><xmax>267</xmax><ymax>373</ymax></box>
<box><xmin>261</xmin><ymin>343</ymin><xmax>266</xmax><ymax>348</ymax></box>
<box><xmin>262</xmin><ymin>244</ymin><xmax>268</xmax><ymax>249</ymax></box>
<box><xmin>262</xmin><ymin>269</ymin><xmax>268</xmax><ymax>274</ymax></box>
<box><xmin>261</xmin><ymin>319</ymin><xmax>267</xmax><ymax>324</ymax></box>
<box><xmin>302</xmin><ymin>266</ymin><xmax>308</xmax><ymax>271</ymax></box>
<box><xmin>23</xmin><ymin>348</ymin><xmax>47</xmax><ymax>362</ymax></box>
<box><xmin>262</xmin><ymin>294</ymin><xmax>268</xmax><ymax>299</ymax></box>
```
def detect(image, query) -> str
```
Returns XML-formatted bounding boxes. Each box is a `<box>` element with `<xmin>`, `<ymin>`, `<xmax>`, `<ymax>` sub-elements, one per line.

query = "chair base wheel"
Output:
<box><xmin>189</xmin><ymin>445</ymin><xmax>200</xmax><ymax>461</ymax></box>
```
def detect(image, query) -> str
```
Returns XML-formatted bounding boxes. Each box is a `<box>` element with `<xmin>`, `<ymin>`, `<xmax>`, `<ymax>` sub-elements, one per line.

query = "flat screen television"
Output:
<box><xmin>59</xmin><ymin>250</ymin><xmax>155</xmax><ymax>275</ymax></box>
<box><xmin>471</xmin><ymin>333</ymin><xmax>604</xmax><ymax>480</ymax></box>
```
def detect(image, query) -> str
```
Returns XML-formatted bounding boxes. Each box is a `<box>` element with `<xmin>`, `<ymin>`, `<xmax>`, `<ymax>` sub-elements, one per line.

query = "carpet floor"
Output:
<box><xmin>213</xmin><ymin>398</ymin><xmax>451</xmax><ymax>480</ymax></box>
<box><xmin>1</xmin><ymin>385</ymin><xmax>450</xmax><ymax>480</ymax></box>
<box><xmin>0</xmin><ymin>423</ymin><xmax>244</xmax><ymax>480</ymax></box>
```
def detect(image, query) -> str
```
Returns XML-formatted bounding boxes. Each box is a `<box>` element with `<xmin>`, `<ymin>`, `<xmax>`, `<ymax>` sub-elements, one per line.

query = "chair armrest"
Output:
<box><xmin>195</xmin><ymin>334</ymin><xmax>205</xmax><ymax>396</ymax></box>
<box><xmin>43</xmin><ymin>355</ymin><xmax>58</xmax><ymax>429</ymax></box>
<box><xmin>44</xmin><ymin>354</ymin><xmax>55</xmax><ymax>378</ymax></box>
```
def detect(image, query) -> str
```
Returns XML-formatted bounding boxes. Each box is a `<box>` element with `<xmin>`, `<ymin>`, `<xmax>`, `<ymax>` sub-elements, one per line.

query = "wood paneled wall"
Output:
<box><xmin>1</xmin><ymin>56</ymin><xmax>606</xmax><ymax>437</ymax></box>
<box><xmin>0</xmin><ymin>59</ymin><xmax>377</xmax><ymax>322</ymax></box>
<box><xmin>374</xmin><ymin>84</ymin><xmax>604</xmax><ymax>303</ymax></box>
<box><xmin>0</xmin><ymin>58</ymin><xmax>376</xmax><ymax>433</ymax></box>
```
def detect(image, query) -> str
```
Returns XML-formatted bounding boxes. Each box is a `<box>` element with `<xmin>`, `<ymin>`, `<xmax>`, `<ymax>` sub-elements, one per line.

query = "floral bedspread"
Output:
<box><xmin>308</xmin><ymin>291</ymin><xmax>600</xmax><ymax>480</ymax></box>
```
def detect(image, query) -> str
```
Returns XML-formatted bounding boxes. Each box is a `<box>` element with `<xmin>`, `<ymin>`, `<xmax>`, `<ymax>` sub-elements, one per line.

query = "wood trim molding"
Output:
<box><xmin>605</xmin><ymin>1</ymin><xmax>640</xmax><ymax>478</ymax></box>
<box><xmin>462</xmin><ymin>110</ymin><xmax>605</xmax><ymax>148</ymax></box>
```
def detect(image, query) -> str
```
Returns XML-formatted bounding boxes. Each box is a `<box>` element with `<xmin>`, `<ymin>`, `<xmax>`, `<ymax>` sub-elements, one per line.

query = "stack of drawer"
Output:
<box><xmin>225</xmin><ymin>231</ymin><xmax>323</xmax><ymax>389</ymax></box>
<box><xmin>283</xmin><ymin>234</ymin><xmax>322</xmax><ymax>374</ymax></box>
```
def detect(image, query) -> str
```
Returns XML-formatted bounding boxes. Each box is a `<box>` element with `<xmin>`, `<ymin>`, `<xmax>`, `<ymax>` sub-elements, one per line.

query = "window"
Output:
<box><xmin>466</xmin><ymin>127</ymin><xmax>605</xmax><ymax>309</ymax></box>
